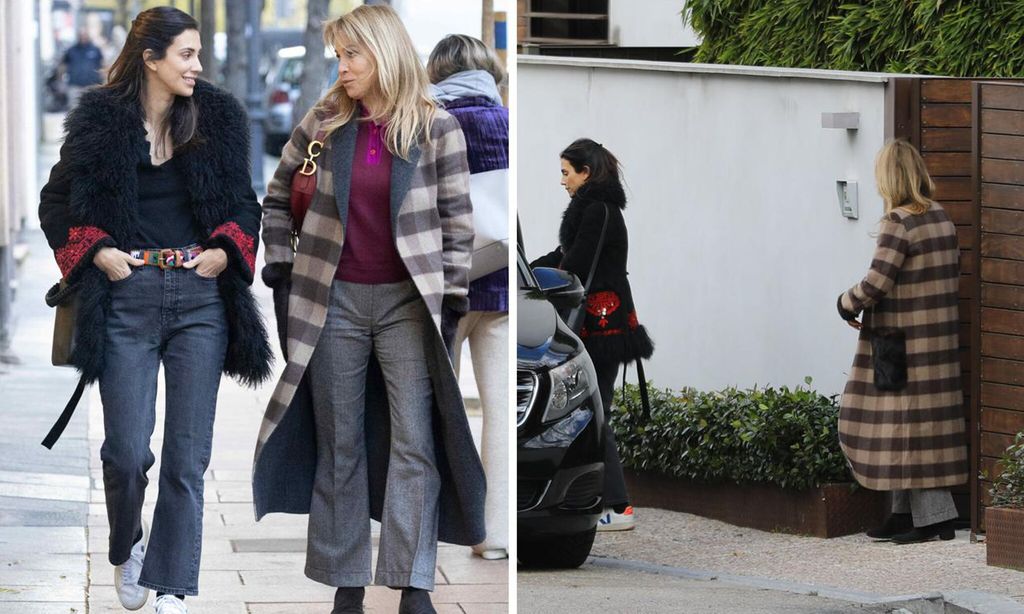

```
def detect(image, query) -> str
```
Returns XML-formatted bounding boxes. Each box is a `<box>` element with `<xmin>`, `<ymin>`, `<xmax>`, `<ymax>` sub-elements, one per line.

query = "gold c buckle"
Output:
<box><xmin>158</xmin><ymin>248</ymin><xmax>180</xmax><ymax>269</ymax></box>
<box><xmin>298</xmin><ymin>139</ymin><xmax>323</xmax><ymax>176</ymax></box>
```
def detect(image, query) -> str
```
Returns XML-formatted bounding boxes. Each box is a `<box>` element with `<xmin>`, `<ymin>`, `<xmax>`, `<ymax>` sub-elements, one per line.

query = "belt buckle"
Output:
<box><xmin>159</xmin><ymin>248</ymin><xmax>181</xmax><ymax>269</ymax></box>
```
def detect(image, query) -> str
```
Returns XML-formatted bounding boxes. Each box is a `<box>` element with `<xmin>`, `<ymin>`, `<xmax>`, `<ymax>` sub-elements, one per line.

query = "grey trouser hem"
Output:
<box><xmin>892</xmin><ymin>488</ymin><xmax>958</xmax><ymax>526</ymax></box>
<box><xmin>304</xmin><ymin>565</ymin><xmax>372</xmax><ymax>588</ymax></box>
<box><xmin>374</xmin><ymin>570</ymin><xmax>436</xmax><ymax>591</ymax></box>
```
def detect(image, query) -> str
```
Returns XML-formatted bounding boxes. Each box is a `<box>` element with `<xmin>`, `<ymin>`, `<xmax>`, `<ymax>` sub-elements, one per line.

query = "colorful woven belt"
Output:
<box><xmin>129</xmin><ymin>244</ymin><xmax>204</xmax><ymax>269</ymax></box>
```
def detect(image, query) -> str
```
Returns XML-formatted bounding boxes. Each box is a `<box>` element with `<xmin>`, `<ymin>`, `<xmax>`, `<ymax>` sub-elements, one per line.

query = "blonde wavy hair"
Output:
<box><xmin>875</xmin><ymin>139</ymin><xmax>935</xmax><ymax>216</ymax></box>
<box><xmin>316</xmin><ymin>4</ymin><xmax>436</xmax><ymax>159</ymax></box>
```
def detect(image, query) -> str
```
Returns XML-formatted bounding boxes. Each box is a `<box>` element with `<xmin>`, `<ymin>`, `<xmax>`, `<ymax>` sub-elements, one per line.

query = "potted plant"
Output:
<box><xmin>609</xmin><ymin>378</ymin><xmax>886</xmax><ymax>538</ymax></box>
<box><xmin>987</xmin><ymin>432</ymin><xmax>1024</xmax><ymax>571</ymax></box>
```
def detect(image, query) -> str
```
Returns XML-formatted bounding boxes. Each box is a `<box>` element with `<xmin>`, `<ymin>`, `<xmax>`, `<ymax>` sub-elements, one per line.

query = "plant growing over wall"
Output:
<box><xmin>990</xmin><ymin>432</ymin><xmax>1024</xmax><ymax>509</ymax></box>
<box><xmin>684</xmin><ymin>0</ymin><xmax>1024</xmax><ymax>77</ymax></box>
<box><xmin>610</xmin><ymin>377</ymin><xmax>851</xmax><ymax>490</ymax></box>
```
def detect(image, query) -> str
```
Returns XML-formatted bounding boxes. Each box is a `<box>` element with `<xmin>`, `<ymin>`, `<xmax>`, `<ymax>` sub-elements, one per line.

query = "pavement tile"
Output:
<box><xmin>0</xmin><ymin>585</ymin><xmax>86</xmax><ymax>601</ymax></box>
<box><xmin>0</xmin><ymin>604</ymin><xmax>85</xmax><ymax>613</ymax></box>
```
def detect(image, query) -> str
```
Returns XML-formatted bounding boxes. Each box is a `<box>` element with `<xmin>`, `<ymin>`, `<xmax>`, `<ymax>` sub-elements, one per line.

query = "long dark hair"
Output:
<box><xmin>560</xmin><ymin>138</ymin><xmax>622</xmax><ymax>188</ymax></box>
<box><xmin>104</xmin><ymin>7</ymin><xmax>200</xmax><ymax>152</ymax></box>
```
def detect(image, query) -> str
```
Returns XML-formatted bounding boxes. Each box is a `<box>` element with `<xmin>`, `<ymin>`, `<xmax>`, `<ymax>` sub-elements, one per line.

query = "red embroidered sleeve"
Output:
<box><xmin>55</xmin><ymin>226</ymin><xmax>111</xmax><ymax>278</ymax></box>
<box><xmin>210</xmin><ymin>222</ymin><xmax>256</xmax><ymax>275</ymax></box>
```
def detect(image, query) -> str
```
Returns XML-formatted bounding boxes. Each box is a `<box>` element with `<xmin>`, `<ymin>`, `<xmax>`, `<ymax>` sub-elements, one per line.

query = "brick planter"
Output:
<box><xmin>986</xmin><ymin>506</ymin><xmax>1024</xmax><ymax>571</ymax></box>
<box><xmin>623</xmin><ymin>469</ymin><xmax>887</xmax><ymax>538</ymax></box>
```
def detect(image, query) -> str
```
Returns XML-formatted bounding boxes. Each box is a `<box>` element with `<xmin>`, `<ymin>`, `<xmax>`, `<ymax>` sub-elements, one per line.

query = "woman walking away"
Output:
<box><xmin>428</xmin><ymin>33</ymin><xmax>509</xmax><ymax>561</ymax></box>
<box><xmin>837</xmin><ymin>139</ymin><xmax>968</xmax><ymax>544</ymax></box>
<box><xmin>255</xmin><ymin>6</ymin><xmax>485</xmax><ymax>614</ymax></box>
<box><xmin>39</xmin><ymin>7</ymin><xmax>271</xmax><ymax>612</ymax></box>
<box><xmin>531</xmin><ymin>138</ymin><xmax>654</xmax><ymax>532</ymax></box>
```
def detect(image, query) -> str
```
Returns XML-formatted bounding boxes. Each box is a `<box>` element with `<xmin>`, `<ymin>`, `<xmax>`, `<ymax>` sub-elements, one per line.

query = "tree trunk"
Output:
<box><xmin>482</xmin><ymin>0</ymin><xmax>495</xmax><ymax>48</ymax></box>
<box><xmin>293</xmin><ymin>0</ymin><xmax>329</xmax><ymax>126</ymax></box>
<box><xmin>199</xmin><ymin>0</ymin><xmax>219</xmax><ymax>85</ymax></box>
<box><xmin>224</xmin><ymin>0</ymin><xmax>247</xmax><ymax>101</ymax></box>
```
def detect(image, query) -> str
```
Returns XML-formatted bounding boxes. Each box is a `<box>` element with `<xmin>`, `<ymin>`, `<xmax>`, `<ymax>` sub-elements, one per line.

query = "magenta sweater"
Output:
<box><xmin>336</xmin><ymin>117</ymin><xmax>409</xmax><ymax>283</ymax></box>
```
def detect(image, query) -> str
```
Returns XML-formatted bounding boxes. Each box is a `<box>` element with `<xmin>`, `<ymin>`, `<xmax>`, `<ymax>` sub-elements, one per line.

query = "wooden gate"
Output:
<box><xmin>972</xmin><ymin>81</ymin><xmax>1024</xmax><ymax>533</ymax></box>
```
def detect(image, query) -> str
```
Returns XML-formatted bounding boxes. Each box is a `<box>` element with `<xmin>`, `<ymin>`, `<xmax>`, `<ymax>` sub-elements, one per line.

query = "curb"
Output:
<box><xmin>588</xmin><ymin>556</ymin><xmax>1024</xmax><ymax>613</ymax></box>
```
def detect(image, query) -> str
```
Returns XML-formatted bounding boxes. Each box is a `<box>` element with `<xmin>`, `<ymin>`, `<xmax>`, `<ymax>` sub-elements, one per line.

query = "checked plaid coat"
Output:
<box><xmin>837</xmin><ymin>204</ymin><xmax>968</xmax><ymax>491</ymax></box>
<box><xmin>252</xmin><ymin>106</ymin><xmax>486</xmax><ymax>546</ymax></box>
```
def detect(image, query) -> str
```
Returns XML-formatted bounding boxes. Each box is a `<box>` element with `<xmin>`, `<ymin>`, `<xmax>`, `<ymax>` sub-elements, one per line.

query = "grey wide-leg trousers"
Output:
<box><xmin>305</xmin><ymin>280</ymin><xmax>440</xmax><ymax>591</ymax></box>
<box><xmin>892</xmin><ymin>488</ymin><xmax>958</xmax><ymax>527</ymax></box>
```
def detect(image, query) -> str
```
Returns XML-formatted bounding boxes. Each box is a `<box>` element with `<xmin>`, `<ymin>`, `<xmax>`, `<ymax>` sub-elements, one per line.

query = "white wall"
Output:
<box><xmin>609</xmin><ymin>0</ymin><xmax>700</xmax><ymax>48</ymax></box>
<box><xmin>395</xmin><ymin>0</ymin><xmax>511</xmax><ymax>59</ymax></box>
<box><xmin>518</xmin><ymin>57</ymin><xmax>893</xmax><ymax>396</ymax></box>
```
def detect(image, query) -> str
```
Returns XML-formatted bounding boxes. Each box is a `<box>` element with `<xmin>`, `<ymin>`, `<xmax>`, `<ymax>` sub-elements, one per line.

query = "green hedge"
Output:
<box><xmin>610</xmin><ymin>378</ymin><xmax>852</xmax><ymax>490</ymax></box>
<box><xmin>990</xmin><ymin>432</ymin><xmax>1024</xmax><ymax>508</ymax></box>
<box><xmin>684</xmin><ymin>1</ymin><xmax>1024</xmax><ymax>77</ymax></box>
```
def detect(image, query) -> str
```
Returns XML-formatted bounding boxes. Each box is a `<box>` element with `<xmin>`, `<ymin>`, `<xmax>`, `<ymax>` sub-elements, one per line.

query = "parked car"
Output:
<box><xmin>263</xmin><ymin>45</ymin><xmax>338</xmax><ymax>155</ymax></box>
<box><xmin>517</xmin><ymin>241</ymin><xmax>606</xmax><ymax>569</ymax></box>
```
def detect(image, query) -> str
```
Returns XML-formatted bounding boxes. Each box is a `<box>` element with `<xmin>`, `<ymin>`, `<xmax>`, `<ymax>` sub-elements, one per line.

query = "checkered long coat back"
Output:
<box><xmin>252</xmin><ymin>107</ymin><xmax>486</xmax><ymax>545</ymax></box>
<box><xmin>838</xmin><ymin>204</ymin><xmax>968</xmax><ymax>491</ymax></box>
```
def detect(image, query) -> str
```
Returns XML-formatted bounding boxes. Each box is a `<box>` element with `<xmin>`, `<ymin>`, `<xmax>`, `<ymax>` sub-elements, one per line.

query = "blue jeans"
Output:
<box><xmin>99</xmin><ymin>266</ymin><xmax>227</xmax><ymax>596</ymax></box>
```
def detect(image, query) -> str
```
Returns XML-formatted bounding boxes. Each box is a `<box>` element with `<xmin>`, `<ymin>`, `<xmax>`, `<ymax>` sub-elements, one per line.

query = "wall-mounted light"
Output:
<box><xmin>821</xmin><ymin>112</ymin><xmax>860</xmax><ymax>130</ymax></box>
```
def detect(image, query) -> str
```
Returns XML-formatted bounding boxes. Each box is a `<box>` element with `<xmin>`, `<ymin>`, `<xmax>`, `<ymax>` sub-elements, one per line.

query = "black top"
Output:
<box><xmin>132</xmin><ymin>144</ymin><xmax>202</xmax><ymax>248</ymax></box>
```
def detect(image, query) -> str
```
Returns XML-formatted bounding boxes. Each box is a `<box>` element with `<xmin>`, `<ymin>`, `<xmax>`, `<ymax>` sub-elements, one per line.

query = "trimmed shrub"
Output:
<box><xmin>610</xmin><ymin>378</ymin><xmax>852</xmax><ymax>490</ymax></box>
<box><xmin>990</xmin><ymin>432</ymin><xmax>1024</xmax><ymax>509</ymax></box>
<box><xmin>684</xmin><ymin>1</ymin><xmax>1024</xmax><ymax>77</ymax></box>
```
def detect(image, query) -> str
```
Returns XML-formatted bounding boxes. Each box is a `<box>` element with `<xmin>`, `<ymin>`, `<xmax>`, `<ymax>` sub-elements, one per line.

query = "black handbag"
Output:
<box><xmin>866</xmin><ymin>326</ymin><xmax>908</xmax><ymax>391</ymax></box>
<box><xmin>42</xmin><ymin>277</ymin><xmax>87</xmax><ymax>449</ymax></box>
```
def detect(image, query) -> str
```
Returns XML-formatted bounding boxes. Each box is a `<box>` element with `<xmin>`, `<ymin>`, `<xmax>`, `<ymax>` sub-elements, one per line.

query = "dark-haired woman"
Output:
<box><xmin>531</xmin><ymin>138</ymin><xmax>654</xmax><ymax>532</ymax></box>
<box><xmin>38</xmin><ymin>7</ymin><xmax>271</xmax><ymax>612</ymax></box>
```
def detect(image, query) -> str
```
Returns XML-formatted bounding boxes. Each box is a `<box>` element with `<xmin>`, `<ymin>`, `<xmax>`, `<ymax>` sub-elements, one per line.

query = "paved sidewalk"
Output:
<box><xmin>591</xmin><ymin>507</ymin><xmax>1024</xmax><ymax>609</ymax></box>
<box><xmin>0</xmin><ymin>139</ymin><xmax>507</xmax><ymax>613</ymax></box>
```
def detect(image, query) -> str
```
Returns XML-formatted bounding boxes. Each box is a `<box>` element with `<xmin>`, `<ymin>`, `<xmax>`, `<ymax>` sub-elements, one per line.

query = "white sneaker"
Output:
<box><xmin>154</xmin><ymin>594</ymin><xmax>188</xmax><ymax>613</ymax></box>
<box><xmin>114</xmin><ymin>519</ymin><xmax>150</xmax><ymax>610</ymax></box>
<box><xmin>472</xmin><ymin>546</ymin><xmax>508</xmax><ymax>560</ymax></box>
<box><xmin>597</xmin><ymin>506</ymin><xmax>636</xmax><ymax>532</ymax></box>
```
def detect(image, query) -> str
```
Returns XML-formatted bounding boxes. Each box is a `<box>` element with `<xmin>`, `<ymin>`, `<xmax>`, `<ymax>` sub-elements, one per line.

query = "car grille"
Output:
<box><xmin>516</xmin><ymin>370</ymin><xmax>538</xmax><ymax>427</ymax></box>
<box><xmin>561</xmin><ymin>470</ymin><xmax>603</xmax><ymax>510</ymax></box>
<box><xmin>517</xmin><ymin>479</ymin><xmax>547</xmax><ymax>511</ymax></box>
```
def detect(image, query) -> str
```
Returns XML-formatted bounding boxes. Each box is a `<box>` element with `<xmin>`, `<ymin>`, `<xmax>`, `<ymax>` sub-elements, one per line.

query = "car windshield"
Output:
<box><xmin>517</xmin><ymin>249</ymin><xmax>535</xmax><ymax>290</ymax></box>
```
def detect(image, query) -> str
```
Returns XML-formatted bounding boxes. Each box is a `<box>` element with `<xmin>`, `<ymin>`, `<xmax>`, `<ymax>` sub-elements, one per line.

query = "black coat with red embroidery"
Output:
<box><xmin>531</xmin><ymin>178</ymin><xmax>654</xmax><ymax>365</ymax></box>
<box><xmin>39</xmin><ymin>80</ymin><xmax>272</xmax><ymax>386</ymax></box>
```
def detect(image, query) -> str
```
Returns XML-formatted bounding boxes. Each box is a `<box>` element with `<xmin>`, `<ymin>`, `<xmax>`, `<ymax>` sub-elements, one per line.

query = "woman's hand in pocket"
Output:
<box><xmin>93</xmin><ymin>247</ymin><xmax>144</xmax><ymax>282</ymax></box>
<box><xmin>184</xmin><ymin>248</ymin><xmax>227</xmax><ymax>278</ymax></box>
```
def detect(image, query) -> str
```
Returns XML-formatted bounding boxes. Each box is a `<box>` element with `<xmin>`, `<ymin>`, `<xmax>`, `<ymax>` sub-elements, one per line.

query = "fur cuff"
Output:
<box><xmin>207</xmin><ymin>222</ymin><xmax>256</xmax><ymax>283</ymax></box>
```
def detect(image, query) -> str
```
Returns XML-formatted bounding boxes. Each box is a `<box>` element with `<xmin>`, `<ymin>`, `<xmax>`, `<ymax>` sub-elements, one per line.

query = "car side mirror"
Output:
<box><xmin>532</xmin><ymin>267</ymin><xmax>585</xmax><ymax>311</ymax></box>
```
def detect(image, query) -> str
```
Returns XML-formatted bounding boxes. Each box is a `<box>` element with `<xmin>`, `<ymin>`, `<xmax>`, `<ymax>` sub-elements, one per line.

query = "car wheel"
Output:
<box><xmin>517</xmin><ymin>527</ymin><xmax>596</xmax><ymax>569</ymax></box>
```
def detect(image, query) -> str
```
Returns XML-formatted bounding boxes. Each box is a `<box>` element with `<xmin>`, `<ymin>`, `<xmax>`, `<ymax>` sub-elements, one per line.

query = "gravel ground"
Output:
<box><xmin>590</xmin><ymin>508</ymin><xmax>1024</xmax><ymax>604</ymax></box>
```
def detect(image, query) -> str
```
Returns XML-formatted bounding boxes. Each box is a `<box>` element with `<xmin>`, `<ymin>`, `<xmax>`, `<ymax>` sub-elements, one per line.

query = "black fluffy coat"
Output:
<box><xmin>39</xmin><ymin>80</ymin><xmax>272</xmax><ymax>386</ymax></box>
<box><xmin>531</xmin><ymin>178</ymin><xmax>654</xmax><ymax>364</ymax></box>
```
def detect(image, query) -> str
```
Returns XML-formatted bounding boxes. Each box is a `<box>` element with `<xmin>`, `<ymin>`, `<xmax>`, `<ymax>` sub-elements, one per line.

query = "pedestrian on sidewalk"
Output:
<box><xmin>428</xmin><ymin>34</ymin><xmax>509</xmax><ymax>562</ymax></box>
<box><xmin>38</xmin><ymin>7</ymin><xmax>271</xmax><ymax>613</ymax></box>
<box><xmin>60</xmin><ymin>27</ymin><xmax>104</xmax><ymax>108</ymax></box>
<box><xmin>254</xmin><ymin>5</ymin><xmax>485</xmax><ymax>614</ymax></box>
<box><xmin>837</xmin><ymin>139</ymin><xmax>968</xmax><ymax>544</ymax></box>
<box><xmin>530</xmin><ymin>138</ymin><xmax>655</xmax><ymax>532</ymax></box>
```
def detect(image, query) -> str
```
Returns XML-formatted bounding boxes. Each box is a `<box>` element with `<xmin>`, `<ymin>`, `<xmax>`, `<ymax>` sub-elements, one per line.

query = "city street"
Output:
<box><xmin>0</xmin><ymin>139</ymin><xmax>508</xmax><ymax>613</ymax></box>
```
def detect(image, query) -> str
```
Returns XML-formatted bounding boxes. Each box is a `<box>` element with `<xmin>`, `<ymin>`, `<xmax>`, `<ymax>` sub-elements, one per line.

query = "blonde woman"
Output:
<box><xmin>837</xmin><ymin>139</ymin><xmax>967</xmax><ymax>544</ymax></box>
<box><xmin>252</xmin><ymin>6</ymin><xmax>485</xmax><ymax>614</ymax></box>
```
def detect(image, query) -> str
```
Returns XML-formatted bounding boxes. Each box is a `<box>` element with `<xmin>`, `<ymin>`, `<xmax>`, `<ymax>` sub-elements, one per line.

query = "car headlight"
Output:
<box><xmin>542</xmin><ymin>350</ymin><xmax>598</xmax><ymax>423</ymax></box>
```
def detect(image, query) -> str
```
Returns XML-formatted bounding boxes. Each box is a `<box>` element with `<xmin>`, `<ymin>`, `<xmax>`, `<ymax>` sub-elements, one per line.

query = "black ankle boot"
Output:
<box><xmin>398</xmin><ymin>588</ymin><xmax>436</xmax><ymax>614</ymax></box>
<box><xmin>332</xmin><ymin>586</ymin><xmax>365</xmax><ymax>614</ymax></box>
<box><xmin>891</xmin><ymin>519</ymin><xmax>956</xmax><ymax>544</ymax></box>
<box><xmin>866</xmin><ymin>513</ymin><xmax>913</xmax><ymax>539</ymax></box>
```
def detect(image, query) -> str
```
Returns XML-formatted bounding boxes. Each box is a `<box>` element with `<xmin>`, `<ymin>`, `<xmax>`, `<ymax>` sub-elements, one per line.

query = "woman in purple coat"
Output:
<box><xmin>428</xmin><ymin>35</ymin><xmax>509</xmax><ymax>560</ymax></box>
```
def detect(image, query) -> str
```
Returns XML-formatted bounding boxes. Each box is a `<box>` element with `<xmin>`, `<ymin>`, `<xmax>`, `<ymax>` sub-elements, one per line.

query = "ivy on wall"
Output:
<box><xmin>684</xmin><ymin>0</ymin><xmax>1024</xmax><ymax>77</ymax></box>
